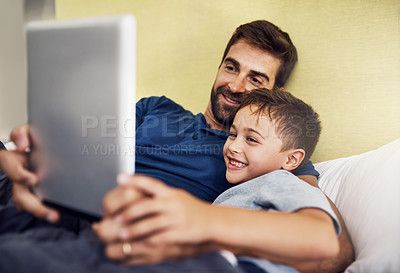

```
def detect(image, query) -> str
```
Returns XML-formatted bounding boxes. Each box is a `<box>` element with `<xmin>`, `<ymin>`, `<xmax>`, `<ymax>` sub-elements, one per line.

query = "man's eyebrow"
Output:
<box><xmin>250</xmin><ymin>70</ymin><xmax>270</xmax><ymax>83</ymax></box>
<box><xmin>224</xmin><ymin>57</ymin><xmax>270</xmax><ymax>83</ymax></box>
<box><xmin>224</xmin><ymin>57</ymin><xmax>240</xmax><ymax>68</ymax></box>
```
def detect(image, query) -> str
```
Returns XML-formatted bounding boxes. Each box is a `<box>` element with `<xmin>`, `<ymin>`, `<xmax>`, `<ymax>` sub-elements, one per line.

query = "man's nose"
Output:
<box><xmin>228</xmin><ymin>75</ymin><xmax>248</xmax><ymax>93</ymax></box>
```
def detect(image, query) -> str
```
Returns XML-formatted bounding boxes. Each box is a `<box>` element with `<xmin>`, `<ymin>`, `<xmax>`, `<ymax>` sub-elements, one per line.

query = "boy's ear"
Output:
<box><xmin>282</xmin><ymin>149</ymin><xmax>305</xmax><ymax>171</ymax></box>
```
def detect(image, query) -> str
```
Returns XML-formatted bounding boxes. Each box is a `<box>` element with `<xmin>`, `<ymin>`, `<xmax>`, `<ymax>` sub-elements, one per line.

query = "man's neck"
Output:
<box><xmin>203</xmin><ymin>101</ymin><xmax>230</xmax><ymax>132</ymax></box>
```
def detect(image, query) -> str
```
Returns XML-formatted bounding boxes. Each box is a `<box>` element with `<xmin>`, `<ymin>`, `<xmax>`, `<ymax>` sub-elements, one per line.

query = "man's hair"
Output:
<box><xmin>221</xmin><ymin>20</ymin><xmax>298</xmax><ymax>88</ymax></box>
<box><xmin>238</xmin><ymin>88</ymin><xmax>321</xmax><ymax>169</ymax></box>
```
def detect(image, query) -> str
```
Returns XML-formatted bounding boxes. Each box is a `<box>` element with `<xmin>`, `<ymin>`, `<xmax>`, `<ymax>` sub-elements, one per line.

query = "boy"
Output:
<box><xmin>95</xmin><ymin>88</ymin><xmax>340</xmax><ymax>273</ymax></box>
<box><xmin>213</xmin><ymin>88</ymin><xmax>341</xmax><ymax>272</ymax></box>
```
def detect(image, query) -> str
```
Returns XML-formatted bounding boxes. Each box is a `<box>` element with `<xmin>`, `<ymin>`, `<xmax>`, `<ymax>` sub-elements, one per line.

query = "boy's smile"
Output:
<box><xmin>227</xmin><ymin>156</ymin><xmax>248</xmax><ymax>169</ymax></box>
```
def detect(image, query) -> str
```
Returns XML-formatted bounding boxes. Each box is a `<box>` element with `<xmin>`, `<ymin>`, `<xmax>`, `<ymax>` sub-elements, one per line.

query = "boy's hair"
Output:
<box><xmin>221</xmin><ymin>20</ymin><xmax>298</xmax><ymax>88</ymax></box>
<box><xmin>238</xmin><ymin>88</ymin><xmax>321</xmax><ymax>169</ymax></box>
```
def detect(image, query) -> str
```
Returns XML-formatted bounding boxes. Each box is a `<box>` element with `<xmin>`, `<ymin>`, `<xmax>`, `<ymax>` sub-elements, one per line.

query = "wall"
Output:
<box><xmin>0</xmin><ymin>0</ymin><xmax>26</xmax><ymax>141</ymax></box>
<box><xmin>54</xmin><ymin>0</ymin><xmax>399</xmax><ymax>162</ymax></box>
<box><xmin>0</xmin><ymin>0</ymin><xmax>55</xmax><ymax>142</ymax></box>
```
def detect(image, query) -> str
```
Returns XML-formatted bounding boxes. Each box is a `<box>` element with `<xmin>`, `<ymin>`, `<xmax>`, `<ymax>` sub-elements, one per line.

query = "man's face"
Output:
<box><xmin>210</xmin><ymin>40</ymin><xmax>281</xmax><ymax>127</ymax></box>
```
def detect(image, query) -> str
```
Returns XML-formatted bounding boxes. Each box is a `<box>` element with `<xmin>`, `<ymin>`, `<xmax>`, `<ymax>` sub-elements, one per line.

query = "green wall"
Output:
<box><xmin>56</xmin><ymin>0</ymin><xmax>400</xmax><ymax>162</ymax></box>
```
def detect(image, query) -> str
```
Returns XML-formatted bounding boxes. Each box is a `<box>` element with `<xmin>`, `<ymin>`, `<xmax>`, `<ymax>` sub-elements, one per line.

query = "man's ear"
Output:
<box><xmin>282</xmin><ymin>149</ymin><xmax>305</xmax><ymax>171</ymax></box>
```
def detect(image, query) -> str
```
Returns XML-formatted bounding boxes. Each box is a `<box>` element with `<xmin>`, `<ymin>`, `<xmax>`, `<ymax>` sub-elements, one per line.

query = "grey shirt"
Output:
<box><xmin>213</xmin><ymin>170</ymin><xmax>340</xmax><ymax>273</ymax></box>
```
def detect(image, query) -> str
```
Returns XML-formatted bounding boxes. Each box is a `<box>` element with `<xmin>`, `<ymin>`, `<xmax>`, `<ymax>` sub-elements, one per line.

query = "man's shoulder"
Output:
<box><xmin>293</xmin><ymin>160</ymin><xmax>319</xmax><ymax>178</ymax></box>
<box><xmin>137</xmin><ymin>96</ymin><xmax>192</xmax><ymax>115</ymax></box>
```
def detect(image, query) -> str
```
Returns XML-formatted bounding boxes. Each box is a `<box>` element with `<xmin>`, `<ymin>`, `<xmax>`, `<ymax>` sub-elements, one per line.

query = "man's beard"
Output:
<box><xmin>210</xmin><ymin>85</ymin><xmax>244</xmax><ymax>128</ymax></box>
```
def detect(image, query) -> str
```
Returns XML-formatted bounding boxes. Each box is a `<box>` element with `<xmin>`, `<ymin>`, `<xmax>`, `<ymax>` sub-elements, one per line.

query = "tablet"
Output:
<box><xmin>27</xmin><ymin>15</ymin><xmax>136</xmax><ymax>219</ymax></box>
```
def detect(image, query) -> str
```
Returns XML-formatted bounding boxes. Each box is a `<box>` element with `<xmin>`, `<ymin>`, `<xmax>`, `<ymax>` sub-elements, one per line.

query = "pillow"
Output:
<box><xmin>315</xmin><ymin>139</ymin><xmax>400</xmax><ymax>273</ymax></box>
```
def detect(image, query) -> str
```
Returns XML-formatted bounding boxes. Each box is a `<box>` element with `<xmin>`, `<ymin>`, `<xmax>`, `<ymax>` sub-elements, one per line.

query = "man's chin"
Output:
<box><xmin>215</xmin><ymin>111</ymin><xmax>236</xmax><ymax>127</ymax></box>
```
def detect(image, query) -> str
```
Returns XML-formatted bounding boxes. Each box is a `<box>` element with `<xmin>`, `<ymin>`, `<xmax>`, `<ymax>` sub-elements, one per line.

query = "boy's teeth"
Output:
<box><xmin>230</xmin><ymin>159</ymin><xmax>247</xmax><ymax>167</ymax></box>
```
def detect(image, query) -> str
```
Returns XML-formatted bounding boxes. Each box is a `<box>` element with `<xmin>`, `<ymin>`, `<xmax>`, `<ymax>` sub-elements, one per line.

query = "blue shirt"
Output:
<box><xmin>135</xmin><ymin>96</ymin><xmax>319</xmax><ymax>202</ymax></box>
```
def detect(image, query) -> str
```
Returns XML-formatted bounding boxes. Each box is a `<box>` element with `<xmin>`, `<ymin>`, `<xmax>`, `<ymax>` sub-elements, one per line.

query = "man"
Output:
<box><xmin>0</xmin><ymin>20</ymin><xmax>353</xmax><ymax>272</ymax></box>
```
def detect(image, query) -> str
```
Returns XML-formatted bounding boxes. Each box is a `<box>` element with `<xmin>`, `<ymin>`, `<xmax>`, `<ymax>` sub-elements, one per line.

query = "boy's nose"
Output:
<box><xmin>228</xmin><ymin>140</ymin><xmax>242</xmax><ymax>154</ymax></box>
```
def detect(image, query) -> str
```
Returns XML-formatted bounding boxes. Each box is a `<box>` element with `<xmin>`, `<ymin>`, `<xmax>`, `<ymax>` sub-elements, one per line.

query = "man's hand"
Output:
<box><xmin>102</xmin><ymin>239</ymin><xmax>211</xmax><ymax>265</ymax></box>
<box><xmin>93</xmin><ymin>174</ymin><xmax>213</xmax><ymax>264</ymax></box>
<box><xmin>0</xmin><ymin>124</ymin><xmax>59</xmax><ymax>222</ymax></box>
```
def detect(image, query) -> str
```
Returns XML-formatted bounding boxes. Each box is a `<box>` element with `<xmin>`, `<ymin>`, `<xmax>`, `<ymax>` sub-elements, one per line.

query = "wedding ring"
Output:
<box><xmin>122</xmin><ymin>242</ymin><xmax>132</xmax><ymax>258</ymax></box>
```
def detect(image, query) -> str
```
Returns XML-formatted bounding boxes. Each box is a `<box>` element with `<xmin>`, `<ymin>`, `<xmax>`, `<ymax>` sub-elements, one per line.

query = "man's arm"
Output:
<box><xmin>293</xmin><ymin>175</ymin><xmax>355</xmax><ymax>273</ymax></box>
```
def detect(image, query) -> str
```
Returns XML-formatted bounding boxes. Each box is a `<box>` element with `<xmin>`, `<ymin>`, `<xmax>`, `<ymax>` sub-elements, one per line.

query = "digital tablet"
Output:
<box><xmin>27</xmin><ymin>15</ymin><xmax>136</xmax><ymax>219</ymax></box>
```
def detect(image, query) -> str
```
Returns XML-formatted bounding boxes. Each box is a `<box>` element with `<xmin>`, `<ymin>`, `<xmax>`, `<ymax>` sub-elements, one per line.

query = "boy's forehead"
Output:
<box><xmin>235</xmin><ymin>105</ymin><xmax>274</xmax><ymax>126</ymax></box>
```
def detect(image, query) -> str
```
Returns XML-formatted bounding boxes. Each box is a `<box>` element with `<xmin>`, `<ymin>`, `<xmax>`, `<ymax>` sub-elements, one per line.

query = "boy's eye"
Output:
<box><xmin>228</xmin><ymin>133</ymin><xmax>237</xmax><ymax>138</ymax></box>
<box><xmin>247</xmin><ymin>137</ymin><xmax>258</xmax><ymax>143</ymax></box>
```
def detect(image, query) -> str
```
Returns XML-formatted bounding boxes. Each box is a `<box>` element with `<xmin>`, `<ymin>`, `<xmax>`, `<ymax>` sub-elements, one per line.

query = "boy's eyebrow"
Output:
<box><xmin>247</xmin><ymin>128</ymin><xmax>265</xmax><ymax>140</ymax></box>
<box><xmin>231</xmin><ymin>123</ymin><xmax>265</xmax><ymax>139</ymax></box>
<box><xmin>224</xmin><ymin>57</ymin><xmax>270</xmax><ymax>83</ymax></box>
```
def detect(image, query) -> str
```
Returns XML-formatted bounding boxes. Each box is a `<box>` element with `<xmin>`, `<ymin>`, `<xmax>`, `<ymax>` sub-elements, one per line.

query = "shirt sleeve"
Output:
<box><xmin>256</xmin><ymin>171</ymin><xmax>340</xmax><ymax>235</ymax></box>
<box><xmin>214</xmin><ymin>170</ymin><xmax>341</xmax><ymax>235</ymax></box>
<box><xmin>0</xmin><ymin>141</ymin><xmax>13</xmax><ymax>206</ymax></box>
<box><xmin>135</xmin><ymin>96</ymin><xmax>173</xmax><ymax>129</ymax></box>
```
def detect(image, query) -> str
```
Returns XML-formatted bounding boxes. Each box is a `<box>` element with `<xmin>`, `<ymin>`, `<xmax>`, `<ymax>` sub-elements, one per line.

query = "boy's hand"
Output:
<box><xmin>94</xmin><ymin>174</ymin><xmax>214</xmax><ymax>264</ymax></box>
<box><xmin>0</xmin><ymin>124</ymin><xmax>59</xmax><ymax>222</ymax></box>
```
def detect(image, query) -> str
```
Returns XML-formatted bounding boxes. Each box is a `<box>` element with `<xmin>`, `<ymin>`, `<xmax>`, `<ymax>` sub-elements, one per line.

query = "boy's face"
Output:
<box><xmin>223</xmin><ymin>105</ymin><xmax>288</xmax><ymax>184</ymax></box>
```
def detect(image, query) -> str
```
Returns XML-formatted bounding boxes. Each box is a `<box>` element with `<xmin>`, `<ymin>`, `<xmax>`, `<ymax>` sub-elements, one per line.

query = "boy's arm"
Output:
<box><xmin>95</xmin><ymin>175</ymin><xmax>339</xmax><ymax>265</ymax></box>
<box><xmin>294</xmin><ymin>175</ymin><xmax>355</xmax><ymax>273</ymax></box>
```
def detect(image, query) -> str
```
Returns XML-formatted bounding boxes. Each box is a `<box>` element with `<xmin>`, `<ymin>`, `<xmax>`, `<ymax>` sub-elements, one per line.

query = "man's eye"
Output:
<box><xmin>226</xmin><ymin>65</ymin><xmax>236</xmax><ymax>72</ymax></box>
<box><xmin>251</xmin><ymin>77</ymin><xmax>262</xmax><ymax>85</ymax></box>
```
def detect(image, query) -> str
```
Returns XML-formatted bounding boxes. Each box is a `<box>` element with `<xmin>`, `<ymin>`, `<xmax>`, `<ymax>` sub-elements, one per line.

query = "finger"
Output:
<box><xmin>102</xmin><ymin>186</ymin><xmax>144</xmax><ymax>216</ymax></box>
<box><xmin>104</xmin><ymin>242</ymin><xmax>126</xmax><ymax>261</ymax></box>
<box><xmin>105</xmin><ymin>241</ymin><xmax>164</xmax><ymax>264</ymax></box>
<box><xmin>145</xmin><ymin>228</ymin><xmax>183</xmax><ymax>245</ymax></box>
<box><xmin>119</xmin><ymin>213</ymin><xmax>172</xmax><ymax>241</ymax></box>
<box><xmin>117</xmin><ymin>197</ymin><xmax>166</xmax><ymax>224</ymax></box>
<box><xmin>13</xmin><ymin>183</ymin><xmax>59</xmax><ymax>222</ymax></box>
<box><xmin>123</xmin><ymin>242</ymin><xmax>191</xmax><ymax>266</ymax></box>
<box><xmin>10</xmin><ymin>124</ymin><xmax>30</xmax><ymax>152</ymax></box>
<box><xmin>93</xmin><ymin>217</ymin><xmax>123</xmax><ymax>243</ymax></box>
<box><xmin>118</xmin><ymin>174</ymin><xmax>171</xmax><ymax>198</ymax></box>
<box><xmin>105</xmin><ymin>241</ymin><xmax>142</xmax><ymax>262</ymax></box>
<box><xmin>0</xmin><ymin>150</ymin><xmax>38</xmax><ymax>186</ymax></box>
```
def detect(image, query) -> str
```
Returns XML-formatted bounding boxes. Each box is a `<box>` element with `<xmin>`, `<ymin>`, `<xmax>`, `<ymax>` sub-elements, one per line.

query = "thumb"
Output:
<box><xmin>10</xmin><ymin>124</ymin><xmax>31</xmax><ymax>152</ymax></box>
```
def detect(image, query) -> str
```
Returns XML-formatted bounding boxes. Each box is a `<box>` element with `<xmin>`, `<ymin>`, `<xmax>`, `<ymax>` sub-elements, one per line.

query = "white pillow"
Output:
<box><xmin>315</xmin><ymin>139</ymin><xmax>400</xmax><ymax>273</ymax></box>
